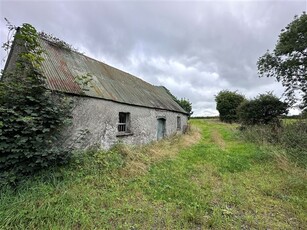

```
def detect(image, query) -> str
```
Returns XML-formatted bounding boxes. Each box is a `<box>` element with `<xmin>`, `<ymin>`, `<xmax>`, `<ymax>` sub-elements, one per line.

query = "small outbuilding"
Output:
<box><xmin>5</xmin><ymin>35</ymin><xmax>188</xmax><ymax>150</ymax></box>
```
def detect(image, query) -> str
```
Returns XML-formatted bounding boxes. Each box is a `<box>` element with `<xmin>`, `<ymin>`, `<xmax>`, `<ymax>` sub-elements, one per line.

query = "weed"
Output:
<box><xmin>240</xmin><ymin>119</ymin><xmax>307</xmax><ymax>167</ymax></box>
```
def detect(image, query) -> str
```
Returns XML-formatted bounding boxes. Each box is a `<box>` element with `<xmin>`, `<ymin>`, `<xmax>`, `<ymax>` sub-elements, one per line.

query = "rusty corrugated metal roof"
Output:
<box><xmin>39</xmin><ymin>38</ymin><xmax>187</xmax><ymax>114</ymax></box>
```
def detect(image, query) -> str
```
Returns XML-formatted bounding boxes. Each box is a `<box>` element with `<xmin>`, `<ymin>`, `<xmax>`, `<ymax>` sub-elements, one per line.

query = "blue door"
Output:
<box><xmin>157</xmin><ymin>118</ymin><xmax>166</xmax><ymax>140</ymax></box>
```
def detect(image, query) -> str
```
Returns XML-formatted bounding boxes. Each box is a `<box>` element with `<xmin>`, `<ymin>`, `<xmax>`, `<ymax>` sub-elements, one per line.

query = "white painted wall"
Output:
<box><xmin>62</xmin><ymin>96</ymin><xmax>188</xmax><ymax>150</ymax></box>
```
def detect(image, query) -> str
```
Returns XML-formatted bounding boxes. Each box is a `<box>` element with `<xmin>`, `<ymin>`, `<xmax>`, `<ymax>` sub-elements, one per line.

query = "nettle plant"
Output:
<box><xmin>0</xmin><ymin>22</ymin><xmax>73</xmax><ymax>186</ymax></box>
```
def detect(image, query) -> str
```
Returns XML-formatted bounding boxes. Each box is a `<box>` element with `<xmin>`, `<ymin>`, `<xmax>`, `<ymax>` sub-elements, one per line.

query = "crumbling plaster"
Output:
<box><xmin>62</xmin><ymin>96</ymin><xmax>188</xmax><ymax>150</ymax></box>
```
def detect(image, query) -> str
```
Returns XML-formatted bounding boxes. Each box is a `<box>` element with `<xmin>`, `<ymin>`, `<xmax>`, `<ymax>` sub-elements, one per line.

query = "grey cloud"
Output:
<box><xmin>1</xmin><ymin>0</ymin><xmax>306</xmax><ymax>115</ymax></box>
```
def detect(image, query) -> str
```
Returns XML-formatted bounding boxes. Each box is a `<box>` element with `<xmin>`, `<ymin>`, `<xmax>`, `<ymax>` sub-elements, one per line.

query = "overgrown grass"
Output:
<box><xmin>0</xmin><ymin>119</ymin><xmax>306</xmax><ymax>229</ymax></box>
<box><xmin>241</xmin><ymin>119</ymin><xmax>307</xmax><ymax>167</ymax></box>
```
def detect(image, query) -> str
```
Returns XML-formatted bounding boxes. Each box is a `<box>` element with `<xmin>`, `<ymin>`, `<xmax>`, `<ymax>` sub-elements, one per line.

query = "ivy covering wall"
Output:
<box><xmin>0</xmin><ymin>23</ymin><xmax>73</xmax><ymax>186</ymax></box>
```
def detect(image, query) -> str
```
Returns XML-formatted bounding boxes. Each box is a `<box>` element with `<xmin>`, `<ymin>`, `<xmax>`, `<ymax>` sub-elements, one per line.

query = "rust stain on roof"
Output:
<box><xmin>39</xmin><ymin>38</ymin><xmax>187</xmax><ymax>114</ymax></box>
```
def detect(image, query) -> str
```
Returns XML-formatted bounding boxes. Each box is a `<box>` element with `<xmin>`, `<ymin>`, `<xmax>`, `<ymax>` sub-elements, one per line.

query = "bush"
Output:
<box><xmin>215</xmin><ymin>90</ymin><xmax>245</xmax><ymax>123</ymax></box>
<box><xmin>177</xmin><ymin>98</ymin><xmax>193</xmax><ymax>118</ymax></box>
<box><xmin>0</xmin><ymin>23</ymin><xmax>72</xmax><ymax>186</ymax></box>
<box><xmin>301</xmin><ymin>109</ymin><xmax>307</xmax><ymax>118</ymax></box>
<box><xmin>237</xmin><ymin>93</ymin><xmax>288</xmax><ymax>125</ymax></box>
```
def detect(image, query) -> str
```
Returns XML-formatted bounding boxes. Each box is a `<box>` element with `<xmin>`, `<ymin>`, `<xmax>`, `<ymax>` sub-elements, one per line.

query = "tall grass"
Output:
<box><xmin>0</xmin><ymin>120</ymin><xmax>306</xmax><ymax>229</ymax></box>
<box><xmin>240</xmin><ymin>119</ymin><xmax>307</xmax><ymax>167</ymax></box>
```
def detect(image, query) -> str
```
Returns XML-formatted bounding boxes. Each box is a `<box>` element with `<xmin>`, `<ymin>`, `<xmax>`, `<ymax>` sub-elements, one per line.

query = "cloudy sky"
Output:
<box><xmin>1</xmin><ymin>0</ymin><xmax>306</xmax><ymax>116</ymax></box>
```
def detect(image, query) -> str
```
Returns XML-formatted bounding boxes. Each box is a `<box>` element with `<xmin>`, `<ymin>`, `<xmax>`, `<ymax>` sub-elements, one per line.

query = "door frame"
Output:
<box><xmin>157</xmin><ymin>117</ymin><xmax>166</xmax><ymax>140</ymax></box>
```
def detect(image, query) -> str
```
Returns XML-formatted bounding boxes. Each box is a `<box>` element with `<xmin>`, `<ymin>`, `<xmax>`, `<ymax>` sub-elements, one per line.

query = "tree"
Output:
<box><xmin>237</xmin><ymin>93</ymin><xmax>288</xmax><ymax>125</ymax></box>
<box><xmin>162</xmin><ymin>86</ymin><xmax>193</xmax><ymax>117</ymax></box>
<box><xmin>215</xmin><ymin>90</ymin><xmax>245</xmax><ymax>123</ymax></box>
<box><xmin>257</xmin><ymin>12</ymin><xmax>307</xmax><ymax>110</ymax></box>
<box><xmin>177</xmin><ymin>98</ymin><xmax>193</xmax><ymax>117</ymax></box>
<box><xmin>300</xmin><ymin>109</ymin><xmax>307</xmax><ymax>118</ymax></box>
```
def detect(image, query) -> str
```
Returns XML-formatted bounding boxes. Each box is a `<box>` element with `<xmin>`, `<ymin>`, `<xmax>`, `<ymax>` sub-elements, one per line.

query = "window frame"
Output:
<box><xmin>116</xmin><ymin>112</ymin><xmax>132</xmax><ymax>136</ymax></box>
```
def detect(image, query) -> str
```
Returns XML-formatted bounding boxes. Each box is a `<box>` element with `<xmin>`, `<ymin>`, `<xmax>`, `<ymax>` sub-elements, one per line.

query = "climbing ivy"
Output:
<box><xmin>0</xmin><ymin>22</ymin><xmax>73</xmax><ymax>186</ymax></box>
<box><xmin>39</xmin><ymin>31</ymin><xmax>78</xmax><ymax>51</ymax></box>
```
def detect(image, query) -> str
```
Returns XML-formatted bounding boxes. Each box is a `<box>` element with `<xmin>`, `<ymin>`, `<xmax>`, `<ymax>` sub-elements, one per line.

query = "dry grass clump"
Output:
<box><xmin>272</xmin><ymin>149</ymin><xmax>307</xmax><ymax>180</ymax></box>
<box><xmin>119</xmin><ymin>125</ymin><xmax>201</xmax><ymax>177</ymax></box>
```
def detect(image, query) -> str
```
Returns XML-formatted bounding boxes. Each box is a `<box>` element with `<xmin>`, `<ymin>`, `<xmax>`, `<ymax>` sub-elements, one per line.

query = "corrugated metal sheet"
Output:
<box><xmin>39</xmin><ymin>38</ymin><xmax>187</xmax><ymax>114</ymax></box>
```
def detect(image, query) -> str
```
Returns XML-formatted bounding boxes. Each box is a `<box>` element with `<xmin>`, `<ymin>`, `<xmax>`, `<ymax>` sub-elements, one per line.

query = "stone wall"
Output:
<box><xmin>62</xmin><ymin>96</ymin><xmax>188</xmax><ymax>150</ymax></box>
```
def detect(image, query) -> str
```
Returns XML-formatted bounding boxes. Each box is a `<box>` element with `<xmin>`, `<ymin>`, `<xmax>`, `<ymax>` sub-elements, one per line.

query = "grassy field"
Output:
<box><xmin>1</xmin><ymin>119</ymin><xmax>306</xmax><ymax>229</ymax></box>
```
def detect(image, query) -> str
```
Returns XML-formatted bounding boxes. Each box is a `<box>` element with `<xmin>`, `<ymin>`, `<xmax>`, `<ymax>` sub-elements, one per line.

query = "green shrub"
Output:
<box><xmin>237</xmin><ymin>93</ymin><xmax>288</xmax><ymax>125</ymax></box>
<box><xmin>177</xmin><ymin>98</ymin><xmax>193</xmax><ymax>117</ymax></box>
<box><xmin>0</xmin><ymin>23</ymin><xmax>72</xmax><ymax>186</ymax></box>
<box><xmin>215</xmin><ymin>90</ymin><xmax>245</xmax><ymax>123</ymax></box>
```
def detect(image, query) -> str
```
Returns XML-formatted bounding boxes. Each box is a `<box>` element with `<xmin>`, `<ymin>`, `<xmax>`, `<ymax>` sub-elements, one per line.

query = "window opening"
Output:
<box><xmin>177</xmin><ymin>116</ymin><xmax>181</xmax><ymax>130</ymax></box>
<box><xmin>118</xmin><ymin>112</ymin><xmax>130</xmax><ymax>133</ymax></box>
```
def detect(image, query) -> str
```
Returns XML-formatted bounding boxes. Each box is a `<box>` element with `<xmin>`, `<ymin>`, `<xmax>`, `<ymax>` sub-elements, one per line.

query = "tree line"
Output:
<box><xmin>215</xmin><ymin>90</ymin><xmax>289</xmax><ymax>125</ymax></box>
<box><xmin>216</xmin><ymin>12</ymin><xmax>307</xmax><ymax>125</ymax></box>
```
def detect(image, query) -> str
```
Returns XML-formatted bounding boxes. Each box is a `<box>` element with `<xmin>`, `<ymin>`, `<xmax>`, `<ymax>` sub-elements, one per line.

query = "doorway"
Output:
<box><xmin>157</xmin><ymin>118</ymin><xmax>166</xmax><ymax>140</ymax></box>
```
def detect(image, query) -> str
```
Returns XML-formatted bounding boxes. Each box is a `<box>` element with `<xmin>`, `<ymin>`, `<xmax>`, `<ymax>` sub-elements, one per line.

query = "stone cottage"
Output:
<box><xmin>5</xmin><ymin>35</ymin><xmax>188</xmax><ymax>149</ymax></box>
